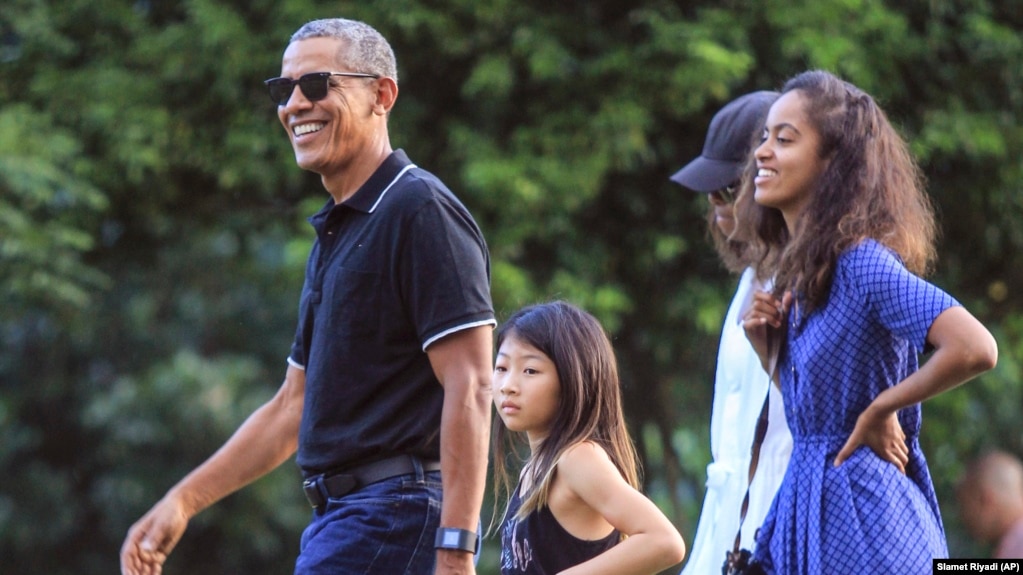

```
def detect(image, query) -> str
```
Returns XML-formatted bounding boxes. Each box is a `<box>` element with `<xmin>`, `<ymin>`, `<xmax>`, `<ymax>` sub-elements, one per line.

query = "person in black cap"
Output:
<box><xmin>671</xmin><ymin>91</ymin><xmax>793</xmax><ymax>575</ymax></box>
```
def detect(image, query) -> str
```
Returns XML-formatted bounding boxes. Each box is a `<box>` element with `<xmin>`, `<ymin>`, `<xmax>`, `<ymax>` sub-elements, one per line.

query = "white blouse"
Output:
<box><xmin>681</xmin><ymin>268</ymin><xmax>793</xmax><ymax>575</ymax></box>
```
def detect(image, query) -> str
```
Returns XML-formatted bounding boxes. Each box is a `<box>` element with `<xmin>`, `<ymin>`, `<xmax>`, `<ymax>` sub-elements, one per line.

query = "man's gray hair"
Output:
<box><xmin>290</xmin><ymin>19</ymin><xmax>398</xmax><ymax>83</ymax></box>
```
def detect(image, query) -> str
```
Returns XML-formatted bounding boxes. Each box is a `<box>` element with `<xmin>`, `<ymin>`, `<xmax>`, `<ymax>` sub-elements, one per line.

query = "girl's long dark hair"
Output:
<box><xmin>490</xmin><ymin>301</ymin><xmax>640</xmax><ymax>526</ymax></box>
<box><xmin>734</xmin><ymin>70</ymin><xmax>938</xmax><ymax>313</ymax></box>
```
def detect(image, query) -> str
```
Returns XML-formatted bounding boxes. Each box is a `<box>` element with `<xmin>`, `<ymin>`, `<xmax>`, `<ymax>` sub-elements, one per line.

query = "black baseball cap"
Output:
<box><xmin>670</xmin><ymin>90</ymin><xmax>779</xmax><ymax>193</ymax></box>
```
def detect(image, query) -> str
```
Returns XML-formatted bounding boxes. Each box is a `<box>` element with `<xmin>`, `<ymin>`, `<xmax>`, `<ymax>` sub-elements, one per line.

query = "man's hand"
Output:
<box><xmin>120</xmin><ymin>493</ymin><xmax>190</xmax><ymax>575</ymax></box>
<box><xmin>435</xmin><ymin>548</ymin><xmax>476</xmax><ymax>575</ymax></box>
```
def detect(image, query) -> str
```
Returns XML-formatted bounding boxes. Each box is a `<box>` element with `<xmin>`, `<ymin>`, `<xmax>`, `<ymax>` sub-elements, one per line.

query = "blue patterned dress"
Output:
<box><xmin>753</xmin><ymin>240</ymin><xmax>956</xmax><ymax>574</ymax></box>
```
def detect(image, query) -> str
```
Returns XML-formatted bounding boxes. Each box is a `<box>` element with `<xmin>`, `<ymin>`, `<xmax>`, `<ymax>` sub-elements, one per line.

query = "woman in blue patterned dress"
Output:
<box><xmin>733</xmin><ymin>70</ymin><xmax>998</xmax><ymax>574</ymax></box>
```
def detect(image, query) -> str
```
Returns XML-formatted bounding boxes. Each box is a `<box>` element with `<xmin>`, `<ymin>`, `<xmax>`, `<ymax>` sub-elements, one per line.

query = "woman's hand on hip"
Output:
<box><xmin>834</xmin><ymin>406</ymin><xmax>908</xmax><ymax>474</ymax></box>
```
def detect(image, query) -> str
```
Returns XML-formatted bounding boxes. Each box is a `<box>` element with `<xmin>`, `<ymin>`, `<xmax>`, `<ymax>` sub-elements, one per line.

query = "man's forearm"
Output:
<box><xmin>438</xmin><ymin>383</ymin><xmax>491</xmax><ymax>531</ymax></box>
<box><xmin>426</xmin><ymin>325</ymin><xmax>494</xmax><ymax>572</ymax></box>
<box><xmin>170</xmin><ymin>367</ymin><xmax>304</xmax><ymax>517</ymax></box>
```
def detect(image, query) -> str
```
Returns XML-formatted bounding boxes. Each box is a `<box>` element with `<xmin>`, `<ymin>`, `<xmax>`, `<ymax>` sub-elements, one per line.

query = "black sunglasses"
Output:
<box><xmin>264</xmin><ymin>71</ymin><xmax>380</xmax><ymax>105</ymax></box>
<box><xmin>712</xmin><ymin>183</ymin><xmax>739</xmax><ymax>204</ymax></box>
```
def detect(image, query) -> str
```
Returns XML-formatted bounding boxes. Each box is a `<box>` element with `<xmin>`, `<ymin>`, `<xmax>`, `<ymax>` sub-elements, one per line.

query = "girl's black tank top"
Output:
<box><xmin>498</xmin><ymin>482</ymin><xmax>619</xmax><ymax>574</ymax></box>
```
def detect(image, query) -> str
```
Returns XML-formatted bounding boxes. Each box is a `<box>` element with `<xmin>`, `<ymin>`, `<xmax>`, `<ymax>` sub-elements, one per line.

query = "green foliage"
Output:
<box><xmin>82</xmin><ymin>351</ymin><xmax>307</xmax><ymax>574</ymax></box>
<box><xmin>1</xmin><ymin>1</ymin><xmax>1021</xmax><ymax>573</ymax></box>
<box><xmin>0</xmin><ymin>104</ymin><xmax>109</xmax><ymax>314</ymax></box>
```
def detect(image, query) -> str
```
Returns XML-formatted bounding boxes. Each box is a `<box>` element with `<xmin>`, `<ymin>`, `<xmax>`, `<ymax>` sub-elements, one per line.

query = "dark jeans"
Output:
<box><xmin>295</xmin><ymin>462</ymin><xmax>442</xmax><ymax>574</ymax></box>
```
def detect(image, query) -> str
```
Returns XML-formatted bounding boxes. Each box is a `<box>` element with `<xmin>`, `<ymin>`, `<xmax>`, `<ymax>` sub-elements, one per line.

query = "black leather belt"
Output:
<box><xmin>302</xmin><ymin>455</ymin><xmax>441</xmax><ymax>510</ymax></box>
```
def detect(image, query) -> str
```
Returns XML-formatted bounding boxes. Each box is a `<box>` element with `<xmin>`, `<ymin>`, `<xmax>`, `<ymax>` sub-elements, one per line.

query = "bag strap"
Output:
<box><xmin>731</xmin><ymin>328</ymin><xmax>779</xmax><ymax>556</ymax></box>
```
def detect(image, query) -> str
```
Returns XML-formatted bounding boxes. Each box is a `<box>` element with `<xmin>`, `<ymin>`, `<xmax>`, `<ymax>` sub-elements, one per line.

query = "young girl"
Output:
<box><xmin>736</xmin><ymin>70</ymin><xmax>998</xmax><ymax>574</ymax></box>
<box><xmin>491</xmin><ymin>301</ymin><xmax>686</xmax><ymax>574</ymax></box>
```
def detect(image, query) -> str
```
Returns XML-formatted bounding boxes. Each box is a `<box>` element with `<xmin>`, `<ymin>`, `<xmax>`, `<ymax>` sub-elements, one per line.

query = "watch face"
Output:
<box><xmin>440</xmin><ymin>530</ymin><xmax>463</xmax><ymax>547</ymax></box>
<box><xmin>436</xmin><ymin>528</ymin><xmax>478</xmax><ymax>553</ymax></box>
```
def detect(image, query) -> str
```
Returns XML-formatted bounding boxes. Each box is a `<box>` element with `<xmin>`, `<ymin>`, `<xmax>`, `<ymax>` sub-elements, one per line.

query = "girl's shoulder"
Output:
<box><xmin>552</xmin><ymin>441</ymin><xmax>627</xmax><ymax>503</ymax></box>
<box><xmin>841</xmin><ymin>238</ymin><xmax>899</xmax><ymax>263</ymax></box>
<box><xmin>837</xmin><ymin>238</ymin><xmax>906</xmax><ymax>279</ymax></box>
<box><xmin>555</xmin><ymin>441</ymin><xmax>613</xmax><ymax>473</ymax></box>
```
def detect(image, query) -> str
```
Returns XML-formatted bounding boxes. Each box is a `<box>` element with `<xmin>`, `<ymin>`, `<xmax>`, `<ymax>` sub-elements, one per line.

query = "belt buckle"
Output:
<box><xmin>302</xmin><ymin>477</ymin><xmax>323</xmax><ymax>509</ymax></box>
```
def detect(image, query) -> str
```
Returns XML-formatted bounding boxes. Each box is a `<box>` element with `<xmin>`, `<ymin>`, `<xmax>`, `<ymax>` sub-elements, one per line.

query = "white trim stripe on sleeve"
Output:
<box><xmin>422</xmin><ymin>319</ymin><xmax>497</xmax><ymax>351</ymax></box>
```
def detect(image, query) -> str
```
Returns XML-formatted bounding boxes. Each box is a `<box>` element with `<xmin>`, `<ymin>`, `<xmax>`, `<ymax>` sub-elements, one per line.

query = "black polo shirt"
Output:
<box><xmin>289</xmin><ymin>149</ymin><xmax>495</xmax><ymax>477</ymax></box>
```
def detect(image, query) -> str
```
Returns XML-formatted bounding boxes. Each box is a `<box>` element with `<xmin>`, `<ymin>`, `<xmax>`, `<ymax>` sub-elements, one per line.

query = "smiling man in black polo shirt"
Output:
<box><xmin>120</xmin><ymin>18</ymin><xmax>495</xmax><ymax>575</ymax></box>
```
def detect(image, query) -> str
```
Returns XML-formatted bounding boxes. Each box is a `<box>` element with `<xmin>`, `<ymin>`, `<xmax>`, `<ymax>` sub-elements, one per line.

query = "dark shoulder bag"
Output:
<box><xmin>722</xmin><ymin>328</ymin><xmax>780</xmax><ymax>575</ymax></box>
<box><xmin>720</xmin><ymin>390</ymin><xmax>769</xmax><ymax>575</ymax></box>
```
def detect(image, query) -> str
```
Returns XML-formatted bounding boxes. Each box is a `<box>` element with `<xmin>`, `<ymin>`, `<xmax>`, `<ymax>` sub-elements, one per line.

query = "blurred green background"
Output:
<box><xmin>2</xmin><ymin>0</ymin><xmax>1021</xmax><ymax>573</ymax></box>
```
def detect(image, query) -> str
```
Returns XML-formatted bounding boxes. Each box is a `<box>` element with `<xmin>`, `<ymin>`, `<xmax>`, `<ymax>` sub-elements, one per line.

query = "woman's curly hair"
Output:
<box><xmin>733</xmin><ymin>70</ymin><xmax>938</xmax><ymax>314</ymax></box>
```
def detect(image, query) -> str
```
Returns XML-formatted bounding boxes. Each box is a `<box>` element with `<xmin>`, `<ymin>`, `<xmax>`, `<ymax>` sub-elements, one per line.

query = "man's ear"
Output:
<box><xmin>373</xmin><ymin>77</ymin><xmax>398</xmax><ymax>116</ymax></box>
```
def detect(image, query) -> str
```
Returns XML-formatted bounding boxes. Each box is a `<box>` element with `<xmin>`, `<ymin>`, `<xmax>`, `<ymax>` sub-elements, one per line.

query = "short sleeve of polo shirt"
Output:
<box><xmin>398</xmin><ymin>175</ymin><xmax>494</xmax><ymax>350</ymax></box>
<box><xmin>288</xmin><ymin>251</ymin><xmax>318</xmax><ymax>369</ymax></box>
<box><xmin>289</xmin><ymin>323</ymin><xmax>305</xmax><ymax>369</ymax></box>
<box><xmin>846</xmin><ymin>240</ymin><xmax>958</xmax><ymax>353</ymax></box>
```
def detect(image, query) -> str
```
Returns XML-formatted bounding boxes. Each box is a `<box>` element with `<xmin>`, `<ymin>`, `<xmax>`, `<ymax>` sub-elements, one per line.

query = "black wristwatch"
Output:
<box><xmin>434</xmin><ymin>527</ymin><xmax>479</xmax><ymax>554</ymax></box>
